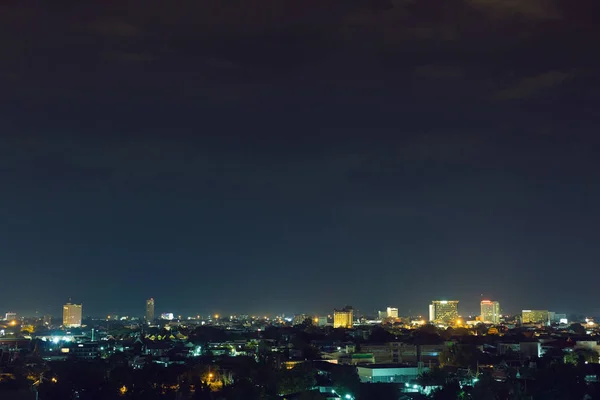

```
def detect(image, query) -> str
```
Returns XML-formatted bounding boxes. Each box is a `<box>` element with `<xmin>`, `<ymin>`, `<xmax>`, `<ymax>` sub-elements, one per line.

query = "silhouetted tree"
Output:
<box><xmin>530</xmin><ymin>362</ymin><xmax>587</xmax><ymax>399</ymax></box>
<box><xmin>359</xmin><ymin>382</ymin><xmax>400</xmax><ymax>400</ymax></box>
<box><xmin>565</xmin><ymin>348</ymin><xmax>599</xmax><ymax>365</ymax></box>
<box><xmin>418</xmin><ymin>367</ymin><xmax>448</xmax><ymax>387</ymax></box>
<box><xmin>330</xmin><ymin>365</ymin><xmax>360</xmax><ymax>398</ymax></box>
<box><xmin>569</xmin><ymin>323</ymin><xmax>586</xmax><ymax>336</ymax></box>
<box><xmin>369</xmin><ymin>326</ymin><xmax>396</xmax><ymax>342</ymax></box>
<box><xmin>429</xmin><ymin>381</ymin><xmax>468</xmax><ymax>400</ymax></box>
<box><xmin>277</xmin><ymin>364</ymin><xmax>316</xmax><ymax>395</ymax></box>
<box><xmin>439</xmin><ymin>344</ymin><xmax>481</xmax><ymax>369</ymax></box>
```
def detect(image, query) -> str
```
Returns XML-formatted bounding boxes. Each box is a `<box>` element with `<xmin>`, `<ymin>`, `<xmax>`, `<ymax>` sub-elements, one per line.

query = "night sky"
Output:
<box><xmin>1</xmin><ymin>0</ymin><xmax>599</xmax><ymax>318</ymax></box>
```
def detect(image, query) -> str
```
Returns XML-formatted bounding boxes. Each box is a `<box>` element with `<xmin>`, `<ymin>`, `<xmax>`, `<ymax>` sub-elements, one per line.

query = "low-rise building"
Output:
<box><xmin>61</xmin><ymin>342</ymin><xmax>100</xmax><ymax>360</ymax></box>
<box><xmin>357</xmin><ymin>364</ymin><xmax>428</xmax><ymax>383</ymax></box>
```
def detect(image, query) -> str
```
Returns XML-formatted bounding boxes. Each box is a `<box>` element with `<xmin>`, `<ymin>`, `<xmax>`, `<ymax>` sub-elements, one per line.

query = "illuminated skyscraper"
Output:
<box><xmin>480</xmin><ymin>300</ymin><xmax>500</xmax><ymax>324</ymax></box>
<box><xmin>333</xmin><ymin>306</ymin><xmax>353</xmax><ymax>328</ymax></box>
<box><xmin>63</xmin><ymin>303</ymin><xmax>82</xmax><ymax>328</ymax></box>
<box><xmin>522</xmin><ymin>310</ymin><xmax>549</xmax><ymax>324</ymax></box>
<box><xmin>146</xmin><ymin>298</ymin><xmax>155</xmax><ymax>323</ymax></box>
<box><xmin>429</xmin><ymin>300</ymin><xmax>459</xmax><ymax>324</ymax></box>
<box><xmin>386</xmin><ymin>307</ymin><xmax>398</xmax><ymax>318</ymax></box>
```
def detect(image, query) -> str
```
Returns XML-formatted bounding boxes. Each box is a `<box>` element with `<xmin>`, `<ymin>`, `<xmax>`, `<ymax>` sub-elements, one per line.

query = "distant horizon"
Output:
<box><xmin>5</xmin><ymin>300</ymin><xmax>591</xmax><ymax>321</ymax></box>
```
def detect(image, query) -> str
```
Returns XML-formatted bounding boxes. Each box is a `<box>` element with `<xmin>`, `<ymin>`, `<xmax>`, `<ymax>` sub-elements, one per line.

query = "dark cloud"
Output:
<box><xmin>466</xmin><ymin>0</ymin><xmax>561</xmax><ymax>19</ymax></box>
<box><xmin>413</xmin><ymin>64</ymin><xmax>465</xmax><ymax>79</ymax></box>
<box><xmin>494</xmin><ymin>70</ymin><xmax>575</xmax><ymax>100</ymax></box>
<box><xmin>90</xmin><ymin>20</ymin><xmax>142</xmax><ymax>37</ymax></box>
<box><xmin>1</xmin><ymin>0</ymin><xmax>595</xmax><ymax>106</ymax></box>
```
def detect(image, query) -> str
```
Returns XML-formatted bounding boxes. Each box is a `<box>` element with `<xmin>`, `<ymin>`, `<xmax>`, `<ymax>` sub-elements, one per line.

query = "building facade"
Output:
<box><xmin>333</xmin><ymin>306</ymin><xmax>353</xmax><ymax>328</ymax></box>
<box><xmin>386</xmin><ymin>307</ymin><xmax>399</xmax><ymax>318</ymax></box>
<box><xmin>146</xmin><ymin>298</ymin><xmax>155</xmax><ymax>323</ymax></box>
<box><xmin>292</xmin><ymin>314</ymin><xmax>312</xmax><ymax>325</ymax></box>
<box><xmin>357</xmin><ymin>364</ymin><xmax>428</xmax><ymax>384</ymax></box>
<box><xmin>480</xmin><ymin>300</ymin><xmax>500</xmax><ymax>324</ymax></box>
<box><xmin>522</xmin><ymin>310</ymin><xmax>549</xmax><ymax>324</ymax></box>
<box><xmin>429</xmin><ymin>300</ymin><xmax>459</xmax><ymax>324</ymax></box>
<box><xmin>63</xmin><ymin>303</ymin><xmax>82</xmax><ymax>328</ymax></box>
<box><xmin>62</xmin><ymin>342</ymin><xmax>100</xmax><ymax>360</ymax></box>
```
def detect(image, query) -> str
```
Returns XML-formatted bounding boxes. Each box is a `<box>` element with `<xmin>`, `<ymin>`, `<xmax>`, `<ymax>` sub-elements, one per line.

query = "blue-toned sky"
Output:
<box><xmin>1</xmin><ymin>0</ymin><xmax>599</xmax><ymax>318</ymax></box>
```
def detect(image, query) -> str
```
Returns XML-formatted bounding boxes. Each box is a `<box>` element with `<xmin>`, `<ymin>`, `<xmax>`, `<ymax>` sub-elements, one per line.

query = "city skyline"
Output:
<box><xmin>1</xmin><ymin>295</ymin><xmax>579</xmax><ymax>321</ymax></box>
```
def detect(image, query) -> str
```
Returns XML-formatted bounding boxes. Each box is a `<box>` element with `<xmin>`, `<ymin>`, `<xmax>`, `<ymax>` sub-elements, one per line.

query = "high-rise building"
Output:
<box><xmin>5</xmin><ymin>312</ymin><xmax>16</xmax><ymax>321</ymax></box>
<box><xmin>146</xmin><ymin>298</ymin><xmax>155</xmax><ymax>323</ymax></box>
<box><xmin>160</xmin><ymin>312</ymin><xmax>174</xmax><ymax>320</ymax></box>
<box><xmin>386</xmin><ymin>307</ymin><xmax>399</xmax><ymax>318</ymax></box>
<box><xmin>43</xmin><ymin>315</ymin><xmax>52</xmax><ymax>326</ymax></box>
<box><xmin>522</xmin><ymin>310</ymin><xmax>549</xmax><ymax>324</ymax></box>
<box><xmin>293</xmin><ymin>314</ymin><xmax>311</xmax><ymax>325</ymax></box>
<box><xmin>429</xmin><ymin>300</ymin><xmax>459</xmax><ymax>324</ymax></box>
<box><xmin>480</xmin><ymin>300</ymin><xmax>500</xmax><ymax>324</ymax></box>
<box><xmin>333</xmin><ymin>306</ymin><xmax>353</xmax><ymax>328</ymax></box>
<box><xmin>63</xmin><ymin>303</ymin><xmax>82</xmax><ymax>328</ymax></box>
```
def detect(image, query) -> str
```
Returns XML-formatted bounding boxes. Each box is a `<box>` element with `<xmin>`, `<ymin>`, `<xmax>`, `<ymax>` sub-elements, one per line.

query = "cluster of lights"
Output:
<box><xmin>331</xmin><ymin>390</ymin><xmax>354</xmax><ymax>399</ymax></box>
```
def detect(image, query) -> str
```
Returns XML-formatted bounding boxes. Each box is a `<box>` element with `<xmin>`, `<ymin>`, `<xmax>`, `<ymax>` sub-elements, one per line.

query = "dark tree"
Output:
<box><xmin>568</xmin><ymin>323</ymin><xmax>586</xmax><ymax>336</ymax></box>
<box><xmin>330</xmin><ymin>365</ymin><xmax>360</xmax><ymax>398</ymax></box>
<box><xmin>359</xmin><ymin>382</ymin><xmax>400</xmax><ymax>400</ymax></box>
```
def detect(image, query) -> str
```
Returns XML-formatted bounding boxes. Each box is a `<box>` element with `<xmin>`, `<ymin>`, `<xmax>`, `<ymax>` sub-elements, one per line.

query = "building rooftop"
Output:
<box><xmin>357</xmin><ymin>363</ymin><xmax>421</xmax><ymax>369</ymax></box>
